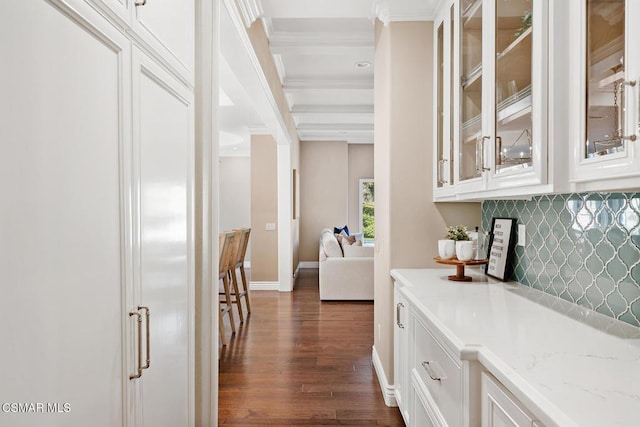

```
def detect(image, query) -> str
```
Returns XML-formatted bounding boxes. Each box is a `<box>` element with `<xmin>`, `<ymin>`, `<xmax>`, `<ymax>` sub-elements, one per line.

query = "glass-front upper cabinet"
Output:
<box><xmin>451</xmin><ymin>0</ymin><xmax>548</xmax><ymax>196</ymax></box>
<box><xmin>434</xmin><ymin>3</ymin><xmax>456</xmax><ymax>198</ymax></box>
<box><xmin>571</xmin><ymin>0</ymin><xmax>640</xmax><ymax>190</ymax></box>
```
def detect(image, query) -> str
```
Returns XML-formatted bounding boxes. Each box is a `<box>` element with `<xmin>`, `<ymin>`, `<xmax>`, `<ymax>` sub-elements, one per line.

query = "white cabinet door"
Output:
<box><xmin>570</xmin><ymin>0</ymin><xmax>640</xmax><ymax>191</ymax></box>
<box><xmin>394</xmin><ymin>287</ymin><xmax>410</xmax><ymax>424</ymax></box>
<box><xmin>131</xmin><ymin>0</ymin><xmax>194</xmax><ymax>84</ymax></box>
<box><xmin>132</xmin><ymin>48</ymin><xmax>194</xmax><ymax>427</ymax></box>
<box><xmin>0</xmin><ymin>1</ymin><xmax>133</xmax><ymax>426</ymax></box>
<box><xmin>448</xmin><ymin>0</ymin><xmax>549</xmax><ymax>198</ymax></box>
<box><xmin>88</xmin><ymin>0</ymin><xmax>131</xmax><ymax>26</ymax></box>
<box><xmin>481</xmin><ymin>372</ymin><xmax>539</xmax><ymax>427</ymax></box>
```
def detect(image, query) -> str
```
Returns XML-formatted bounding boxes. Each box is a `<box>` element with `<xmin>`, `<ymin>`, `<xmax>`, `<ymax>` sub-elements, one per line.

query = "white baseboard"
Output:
<box><xmin>249</xmin><ymin>281</ymin><xmax>279</xmax><ymax>291</ymax></box>
<box><xmin>298</xmin><ymin>261</ymin><xmax>319</xmax><ymax>269</ymax></box>
<box><xmin>243</xmin><ymin>261</ymin><xmax>250</xmax><ymax>269</ymax></box>
<box><xmin>372</xmin><ymin>345</ymin><xmax>397</xmax><ymax>407</ymax></box>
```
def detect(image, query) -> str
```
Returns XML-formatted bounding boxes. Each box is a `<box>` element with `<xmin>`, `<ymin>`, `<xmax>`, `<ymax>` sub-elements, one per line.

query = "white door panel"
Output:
<box><xmin>133</xmin><ymin>50</ymin><xmax>194</xmax><ymax>427</ymax></box>
<box><xmin>0</xmin><ymin>1</ymin><xmax>131</xmax><ymax>426</ymax></box>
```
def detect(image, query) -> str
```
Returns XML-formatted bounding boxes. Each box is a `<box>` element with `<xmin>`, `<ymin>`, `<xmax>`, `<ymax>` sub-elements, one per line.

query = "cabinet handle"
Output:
<box><xmin>620</xmin><ymin>80</ymin><xmax>637</xmax><ymax>142</ymax></box>
<box><xmin>396</xmin><ymin>303</ymin><xmax>405</xmax><ymax>329</ymax></box>
<box><xmin>421</xmin><ymin>361</ymin><xmax>447</xmax><ymax>382</ymax></box>
<box><xmin>129</xmin><ymin>310</ymin><xmax>143</xmax><ymax>380</ymax></box>
<box><xmin>138</xmin><ymin>306</ymin><xmax>150</xmax><ymax>370</ymax></box>
<box><xmin>135</xmin><ymin>0</ymin><xmax>147</xmax><ymax>6</ymax></box>
<box><xmin>480</xmin><ymin>136</ymin><xmax>491</xmax><ymax>172</ymax></box>
<box><xmin>495</xmin><ymin>136</ymin><xmax>503</xmax><ymax>166</ymax></box>
<box><xmin>437</xmin><ymin>159</ymin><xmax>448</xmax><ymax>185</ymax></box>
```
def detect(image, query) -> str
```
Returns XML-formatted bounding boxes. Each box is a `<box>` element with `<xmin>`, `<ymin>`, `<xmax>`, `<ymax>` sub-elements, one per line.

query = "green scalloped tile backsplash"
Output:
<box><xmin>482</xmin><ymin>193</ymin><xmax>640</xmax><ymax>327</ymax></box>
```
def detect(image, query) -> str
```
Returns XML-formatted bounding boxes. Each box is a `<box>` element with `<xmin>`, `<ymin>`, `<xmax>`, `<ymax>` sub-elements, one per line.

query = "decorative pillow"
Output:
<box><xmin>333</xmin><ymin>225</ymin><xmax>350</xmax><ymax>236</ymax></box>
<box><xmin>351</xmin><ymin>232</ymin><xmax>363</xmax><ymax>242</ymax></box>
<box><xmin>340</xmin><ymin>235</ymin><xmax>356</xmax><ymax>247</ymax></box>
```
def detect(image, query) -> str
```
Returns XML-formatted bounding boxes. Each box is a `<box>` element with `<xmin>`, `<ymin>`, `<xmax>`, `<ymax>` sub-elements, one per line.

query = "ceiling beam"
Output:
<box><xmin>269</xmin><ymin>32</ymin><xmax>373</xmax><ymax>55</ymax></box>
<box><xmin>291</xmin><ymin>105</ymin><xmax>374</xmax><ymax>115</ymax></box>
<box><xmin>283</xmin><ymin>77</ymin><xmax>373</xmax><ymax>91</ymax></box>
<box><xmin>297</xmin><ymin>123</ymin><xmax>374</xmax><ymax>132</ymax></box>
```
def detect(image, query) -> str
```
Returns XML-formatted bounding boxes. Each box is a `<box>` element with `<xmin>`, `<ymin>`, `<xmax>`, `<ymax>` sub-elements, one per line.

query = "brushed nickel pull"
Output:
<box><xmin>396</xmin><ymin>302</ymin><xmax>405</xmax><ymax>329</ymax></box>
<box><xmin>422</xmin><ymin>360</ymin><xmax>447</xmax><ymax>381</ymax></box>
<box><xmin>480</xmin><ymin>136</ymin><xmax>491</xmax><ymax>172</ymax></box>
<box><xmin>135</xmin><ymin>0</ymin><xmax>147</xmax><ymax>6</ymax></box>
<box><xmin>129</xmin><ymin>310</ymin><xmax>143</xmax><ymax>380</ymax></box>
<box><xmin>138</xmin><ymin>306</ymin><xmax>150</xmax><ymax>370</ymax></box>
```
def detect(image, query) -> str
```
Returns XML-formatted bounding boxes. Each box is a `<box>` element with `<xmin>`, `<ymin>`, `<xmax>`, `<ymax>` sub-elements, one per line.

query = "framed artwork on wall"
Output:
<box><xmin>486</xmin><ymin>217</ymin><xmax>517</xmax><ymax>281</ymax></box>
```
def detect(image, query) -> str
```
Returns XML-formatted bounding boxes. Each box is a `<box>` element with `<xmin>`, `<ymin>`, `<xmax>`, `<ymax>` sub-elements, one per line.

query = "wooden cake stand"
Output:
<box><xmin>434</xmin><ymin>257</ymin><xmax>489</xmax><ymax>282</ymax></box>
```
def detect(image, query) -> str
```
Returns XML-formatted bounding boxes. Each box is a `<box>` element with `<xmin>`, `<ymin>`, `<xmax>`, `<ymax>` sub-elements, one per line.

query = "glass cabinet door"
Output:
<box><xmin>495</xmin><ymin>0</ymin><xmax>534</xmax><ymax>172</ymax></box>
<box><xmin>585</xmin><ymin>0</ymin><xmax>628</xmax><ymax>159</ymax></box>
<box><xmin>436</xmin><ymin>21</ymin><xmax>446</xmax><ymax>188</ymax></box>
<box><xmin>460</xmin><ymin>0</ymin><xmax>484</xmax><ymax>182</ymax></box>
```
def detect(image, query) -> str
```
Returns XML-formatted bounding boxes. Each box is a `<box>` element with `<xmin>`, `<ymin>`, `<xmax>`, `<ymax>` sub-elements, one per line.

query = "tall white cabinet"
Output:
<box><xmin>0</xmin><ymin>0</ymin><xmax>194</xmax><ymax>426</ymax></box>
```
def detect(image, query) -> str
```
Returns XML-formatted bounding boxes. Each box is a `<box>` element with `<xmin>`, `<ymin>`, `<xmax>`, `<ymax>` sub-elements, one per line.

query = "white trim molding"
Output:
<box><xmin>250</xmin><ymin>281</ymin><xmax>280</xmax><ymax>291</ymax></box>
<box><xmin>298</xmin><ymin>261</ymin><xmax>319</xmax><ymax>269</ymax></box>
<box><xmin>237</xmin><ymin>0</ymin><xmax>264</xmax><ymax>28</ymax></box>
<box><xmin>372</xmin><ymin>0</ymin><xmax>436</xmax><ymax>25</ymax></box>
<box><xmin>372</xmin><ymin>346</ymin><xmax>398</xmax><ymax>407</ymax></box>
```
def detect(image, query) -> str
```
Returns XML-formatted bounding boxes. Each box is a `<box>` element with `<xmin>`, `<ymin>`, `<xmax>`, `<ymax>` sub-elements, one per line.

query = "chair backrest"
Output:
<box><xmin>219</xmin><ymin>231</ymin><xmax>237</xmax><ymax>279</ymax></box>
<box><xmin>237</xmin><ymin>228</ymin><xmax>251</xmax><ymax>265</ymax></box>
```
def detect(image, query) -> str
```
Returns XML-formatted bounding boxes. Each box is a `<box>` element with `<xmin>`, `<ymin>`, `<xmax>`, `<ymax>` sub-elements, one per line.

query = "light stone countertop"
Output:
<box><xmin>390</xmin><ymin>268</ymin><xmax>640</xmax><ymax>427</ymax></box>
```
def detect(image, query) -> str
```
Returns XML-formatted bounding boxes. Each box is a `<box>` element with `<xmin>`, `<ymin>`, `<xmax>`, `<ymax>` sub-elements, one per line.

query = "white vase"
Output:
<box><xmin>456</xmin><ymin>240</ymin><xmax>474</xmax><ymax>261</ymax></box>
<box><xmin>438</xmin><ymin>239</ymin><xmax>455</xmax><ymax>259</ymax></box>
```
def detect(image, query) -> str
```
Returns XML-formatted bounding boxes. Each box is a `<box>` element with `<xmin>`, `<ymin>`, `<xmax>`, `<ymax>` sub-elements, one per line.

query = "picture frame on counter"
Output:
<box><xmin>486</xmin><ymin>217</ymin><xmax>517</xmax><ymax>281</ymax></box>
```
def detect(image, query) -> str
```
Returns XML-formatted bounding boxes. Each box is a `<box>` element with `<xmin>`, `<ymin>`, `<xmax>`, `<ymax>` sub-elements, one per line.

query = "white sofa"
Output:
<box><xmin>318</xmin><ymin>228</ymin><xmax>374</xmax><ymax>300</ymax></box>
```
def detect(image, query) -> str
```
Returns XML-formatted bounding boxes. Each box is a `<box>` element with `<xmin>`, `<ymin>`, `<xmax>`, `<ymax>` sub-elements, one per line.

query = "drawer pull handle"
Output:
<box><xmin>138</xmin><ymin>306</ymin><xmax>150</xmax><ymax>370</ymax></box>
<box><xmin>396</xmin><ymin>303</ymin><xmax>405</xmax><ymax>329</ymax></box>
<box><xmin>129</xmin><ymin>310</ymin><xmax>143</xmax><ymax>380</ymax></box>
<box><xmin>422</xmin><ymin>361</ymin><xmax>446</xmax><ymax>382</ymax></box>
<box><xmin>135</xmin><ymin>0</ymin><xmax>147</xmax><ymax>6</ymax></box>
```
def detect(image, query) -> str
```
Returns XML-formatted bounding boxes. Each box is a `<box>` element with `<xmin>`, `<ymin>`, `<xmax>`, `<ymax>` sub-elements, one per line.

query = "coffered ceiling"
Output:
<box><xmin>223</xmin><ymin>0</ymin><xmax>439</xmax><ymax>148</ymax></box>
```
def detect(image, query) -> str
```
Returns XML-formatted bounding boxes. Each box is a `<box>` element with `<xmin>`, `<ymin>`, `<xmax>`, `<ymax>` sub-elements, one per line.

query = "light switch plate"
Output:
<box><xmin>265</xmin><ymin>223</ymin><xmax>276</xmax><ymax>231</ymax></box>
<box><xmin>518</xmin><ymin>224</ymin><xmax>526</xmax><ymax>247</ymax></box>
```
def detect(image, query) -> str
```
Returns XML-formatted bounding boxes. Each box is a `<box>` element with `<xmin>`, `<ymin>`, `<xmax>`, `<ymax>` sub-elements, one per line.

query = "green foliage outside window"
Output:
<box><xmin>362</xmin><ymin>181</ymin><xmax>375</xmax><ymax>240</ymax></box>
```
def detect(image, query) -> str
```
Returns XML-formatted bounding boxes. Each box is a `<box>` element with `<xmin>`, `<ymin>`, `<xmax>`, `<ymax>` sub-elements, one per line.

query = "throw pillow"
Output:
<box><xmin>340</xmin><ymin>235</ymin><xmax>356</xmax><ymax>247</ymax></box>
<box><xmin>333</xmin><ymin>225</ymin><xmax>350</xmax><ymax>236</ymax></box>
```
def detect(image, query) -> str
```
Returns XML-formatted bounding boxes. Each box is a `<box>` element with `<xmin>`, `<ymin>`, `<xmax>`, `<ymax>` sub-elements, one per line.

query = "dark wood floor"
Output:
<box><xmin>218</xmin><ymin>268</ymin><xmax>405</xmax><ymax>426</ymax></box>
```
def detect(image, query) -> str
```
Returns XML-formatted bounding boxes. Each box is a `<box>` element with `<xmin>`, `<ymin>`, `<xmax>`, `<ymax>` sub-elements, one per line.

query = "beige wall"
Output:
<box><xmin>219</xmin><ymin>156</ymin><xmax>251</xmax><ymax>262</ymax></box>
<box><xmin>348</xmin><ymin>144</ymin><xmax>374</xmax><ymax>233</ymax></box>
<box><xmin>374</xmin><ymin>21</ymin><xmax>481</xmax><ymax>385</ymax></box>
<box><xmin>251</xmin><ymin>135</ymin><xmax>279</xmax><ymax>281</ymax></box>
<box><xmin>299</xmin><ymin>141</ymin><xmax>349</xmax><ymax>262</ymax></box>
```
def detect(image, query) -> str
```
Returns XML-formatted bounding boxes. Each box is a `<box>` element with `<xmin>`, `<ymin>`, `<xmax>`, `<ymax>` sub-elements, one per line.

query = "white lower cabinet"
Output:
<box><xmin>394</xmin><ymin>281</ymin><xmax>543</xmax><ymax>427</ymax></box>
<box><xmin>481</xmin><ymin>372</ymin><xmax>542</xmax><ymax>427</ymax></box>
<box><xmin>394</xmin><ymin>288</ymin><xmax>410</xmax><ymax>424</ymax></box>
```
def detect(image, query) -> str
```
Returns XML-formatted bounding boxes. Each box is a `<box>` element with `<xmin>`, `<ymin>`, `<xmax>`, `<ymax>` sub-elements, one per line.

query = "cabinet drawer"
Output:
<box><xmin>482</xmin><ymin>372</ymin><xmax>540</xmax><ymax>427</ymax></box>
<box><xmin>413</xmin><ymin>317</ymin><xmax>461</xmax><ymax>426</ymax></box>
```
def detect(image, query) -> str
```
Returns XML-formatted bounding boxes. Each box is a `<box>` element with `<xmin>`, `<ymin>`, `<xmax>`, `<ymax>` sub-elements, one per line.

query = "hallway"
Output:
<box><xmin>218</xmin><ymin>269</ymin><xmax>404</xmax><ymax>426</ymax></box>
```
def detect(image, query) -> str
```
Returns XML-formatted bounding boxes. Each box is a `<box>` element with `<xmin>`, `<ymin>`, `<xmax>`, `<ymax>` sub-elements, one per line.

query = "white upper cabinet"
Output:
<box><xmin>569</xmin><ymin>0</ymin><xmax>640</xmax><ymax>191</ymax></box>
<box><xmin>83</xmin><ymin>0</ymin><xmax>194</xmax><ymax>84</ymax></box>
<box><xmin>131</xmin><ymin>0</ymin><xmax>194</xmax><ymax>84</ymax></box>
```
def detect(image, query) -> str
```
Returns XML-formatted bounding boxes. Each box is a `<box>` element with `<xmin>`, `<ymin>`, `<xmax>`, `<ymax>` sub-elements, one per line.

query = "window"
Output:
<box><xmin>359</xmin><ymin>179</ymin><xmax>374</xmax><ymax>244</ymax></box>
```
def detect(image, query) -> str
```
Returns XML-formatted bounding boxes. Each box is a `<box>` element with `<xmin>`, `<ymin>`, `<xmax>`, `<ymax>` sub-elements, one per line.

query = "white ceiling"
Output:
<box><xmin>219</xmin><ymin>0</ymin><xmax>439</xmax><ymax>150</ymax></box>
<box><xmin>261</xmin><ymin>0</ymin><xmax>375</xmax><ymax>143</ymax></box>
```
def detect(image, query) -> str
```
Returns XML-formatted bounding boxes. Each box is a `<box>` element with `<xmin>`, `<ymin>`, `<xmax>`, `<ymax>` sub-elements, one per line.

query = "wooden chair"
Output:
<box><xmin>228</xmin><ymin>228</ymin><xmax>252</xmax><ymax>322</ymax></box>
<box><xmin>218</xmin><ymin>231</ymin><xmax>237</xmax><ymax>346</ymax></box>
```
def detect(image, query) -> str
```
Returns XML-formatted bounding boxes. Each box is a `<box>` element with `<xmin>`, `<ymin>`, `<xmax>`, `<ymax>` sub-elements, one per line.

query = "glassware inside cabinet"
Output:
<box><xmin>495</xmin><ymin>0</ymin><xmax>534</xmax><ymax>173</ymax></box>
<box><xmin>460</xmin><ymin>0</ymin><xmax>483</xmax><ymax>181</ymax></box>
<box><xmin>585</xmin><ymin>0</ymin><xmax>626</xmax><ymax>159</ymax></box>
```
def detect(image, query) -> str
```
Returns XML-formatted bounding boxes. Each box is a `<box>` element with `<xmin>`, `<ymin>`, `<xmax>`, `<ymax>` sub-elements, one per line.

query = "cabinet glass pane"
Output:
<box><xmin>585</xmin><ymin>0</ymin><xmax>625</xmax><ymax>159</ymax></box>
<box><xmin>437</xmin><ymin>22</ymin><xmax>445</xmax><ymax>188</ymax></box>
<box><xmin>495</xmin><ymin>0</ymin><xmax>533</xmax><ymax>172</ymax></box>
<box><xmin>450</xmin><ymin>4</ymin><xmax>455</xmax><ymax>183</ymax></box>
<box><xmin>460</xmin><ymin>0</ymin><xmax>483</xmax><ymax>181</ymax></box>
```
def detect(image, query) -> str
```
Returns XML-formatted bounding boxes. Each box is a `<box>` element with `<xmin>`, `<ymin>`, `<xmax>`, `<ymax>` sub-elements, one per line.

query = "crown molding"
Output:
<box><xmin>291</xmin><ymin>105</ymin><xmax>374</xmax><ymax>115</ymax></box>
<box><xmin>297</xmin><ymin>123</ymin><xmax>373</xmax><ymax>132</ymax></box>
<box><xmin>269</xmin><ymin>32</ymin><xmax>374</xmax><ymax>55</ymax></box>
<box><xmin>237</xmin><ymin>0</ymin><xmax>264</xmax><ymax>28</ymax></box>
<box><xmin>272</xmin><ymin>53</ymin><xmax>286</xmax><ymax>84</ymax></box>
<box><xmin>372</xmin><ymin>0</ymin><xmax>436</xmax><ymax>25</ymax></box>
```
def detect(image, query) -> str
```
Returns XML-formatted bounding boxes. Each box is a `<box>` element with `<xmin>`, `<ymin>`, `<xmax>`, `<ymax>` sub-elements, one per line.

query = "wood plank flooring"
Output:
<box><xmin>218</xmin><ymin>268</ymin><xmax>405</xmax><ymax>426</ymax></box>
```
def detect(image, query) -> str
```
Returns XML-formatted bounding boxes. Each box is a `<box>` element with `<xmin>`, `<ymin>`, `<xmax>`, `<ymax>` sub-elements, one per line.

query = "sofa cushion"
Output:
<box><xmin>339</xmin><ymin>235</ymin><xmax>356</xmax><ymax>247</ymax></box>
<box><xmin>343</xmin><ymin>244</ymin><xmax>374</xmax><ymax>258</ymax></box>
<box><xmin>321</xmin><ymin>231</ymin><xmax>343</xmax><ymax>258</ymax></box>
